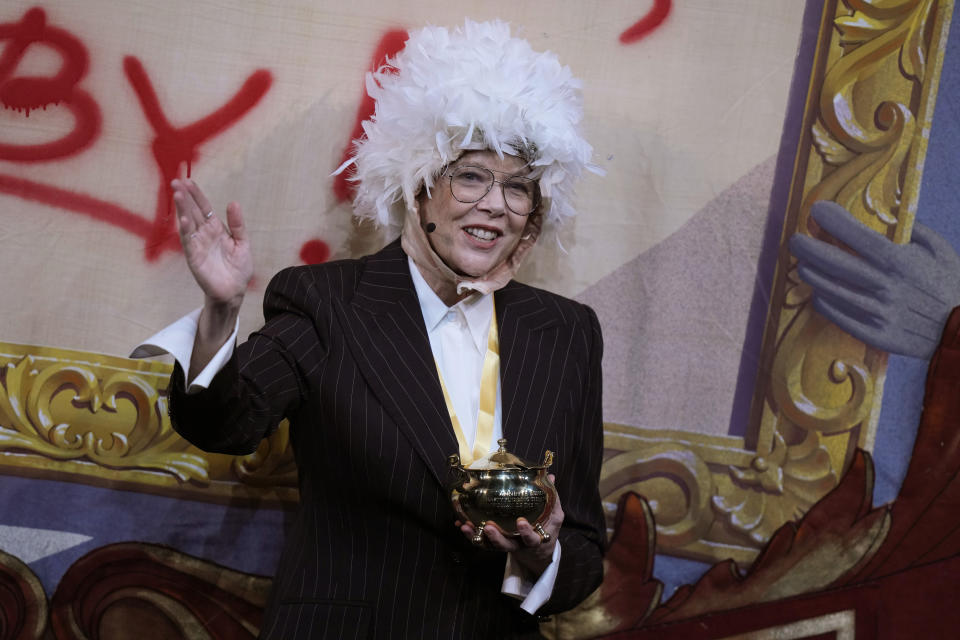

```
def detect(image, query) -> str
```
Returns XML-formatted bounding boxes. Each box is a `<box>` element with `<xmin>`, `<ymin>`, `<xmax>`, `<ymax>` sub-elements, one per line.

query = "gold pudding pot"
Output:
<box><xmin>448</xmin><ymin>439</ymin><xmax>557</xmax><ymax>545</ymax></box>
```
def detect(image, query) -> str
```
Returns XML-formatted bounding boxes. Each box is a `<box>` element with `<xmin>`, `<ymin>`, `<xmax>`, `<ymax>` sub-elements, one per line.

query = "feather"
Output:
<box><xmin>348</xmin><ymin>19</ymin><xmax>596</xmax><ymax>231</ymax></box>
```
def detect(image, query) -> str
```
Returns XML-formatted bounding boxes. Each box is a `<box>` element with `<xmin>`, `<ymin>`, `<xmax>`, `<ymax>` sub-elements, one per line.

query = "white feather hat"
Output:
<box><xmin>341</xmin><ymin>19</ymin><xmax>597</xmax><ymax>232</ymax></box>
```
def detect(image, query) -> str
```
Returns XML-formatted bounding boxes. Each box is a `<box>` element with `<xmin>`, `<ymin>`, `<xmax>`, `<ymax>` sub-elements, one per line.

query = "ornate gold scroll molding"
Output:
<box><xmin>0</xmin><ymin>343</ymin><xmax>296</xmax><ymax>505</ymax></box>
<box><xmin>603</xmin><ymin>0</ymin><xmax>954</xmax><ymax>565</ymax></box>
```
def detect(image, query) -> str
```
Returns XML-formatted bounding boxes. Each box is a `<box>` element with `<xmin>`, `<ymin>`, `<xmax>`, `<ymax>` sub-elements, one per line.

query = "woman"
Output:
<box><xmin>148</xmin><ymin>19</ymin><xmax>606</xmax><ymax>639</ymax></box>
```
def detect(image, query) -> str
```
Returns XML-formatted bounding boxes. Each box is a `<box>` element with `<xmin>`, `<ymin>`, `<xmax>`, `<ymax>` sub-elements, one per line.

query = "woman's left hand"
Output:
<box><xmin>458</xmin><ymin>474</ymin><xmax>564</xmax><ymax>576</ymax></box>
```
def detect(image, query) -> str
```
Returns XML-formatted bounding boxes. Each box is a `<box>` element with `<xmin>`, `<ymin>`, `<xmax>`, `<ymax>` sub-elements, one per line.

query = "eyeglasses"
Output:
<box><xmin>443</xmin><ymin>165</ymin><xmax>541</xmax><ymax>216</ymax></box>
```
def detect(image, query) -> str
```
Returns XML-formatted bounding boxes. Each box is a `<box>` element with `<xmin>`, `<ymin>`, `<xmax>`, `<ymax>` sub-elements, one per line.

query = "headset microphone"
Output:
<box><xmin>425</xmin><ymin>223</ymin><xmax>436</xmax><ymax>233</ymax></box>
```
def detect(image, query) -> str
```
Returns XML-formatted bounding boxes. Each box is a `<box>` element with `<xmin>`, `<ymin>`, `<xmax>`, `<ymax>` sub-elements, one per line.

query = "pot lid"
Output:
<box><xmin>466</xmin><ymin>439</ymin><xmax>553</xmax><ymax>470</ymax></box>
<box><xmin>490</xmin><ymin>438</ymin><xmax>525</xmax><ymax>467</ymax></box>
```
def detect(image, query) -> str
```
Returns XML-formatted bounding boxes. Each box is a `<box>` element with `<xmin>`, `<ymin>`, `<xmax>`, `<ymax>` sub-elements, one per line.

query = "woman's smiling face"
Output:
<box><xmin>418</xmin><ymin>150</ymin><xmax>534</xmax><ymax>278</ymax></box>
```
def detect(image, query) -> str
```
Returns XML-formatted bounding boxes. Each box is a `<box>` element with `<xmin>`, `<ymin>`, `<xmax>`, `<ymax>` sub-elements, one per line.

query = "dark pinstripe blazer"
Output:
<box><xmin>169</xmin><ymin>240</ymin><xmax>606</xmax><ymax>639</ymax></box>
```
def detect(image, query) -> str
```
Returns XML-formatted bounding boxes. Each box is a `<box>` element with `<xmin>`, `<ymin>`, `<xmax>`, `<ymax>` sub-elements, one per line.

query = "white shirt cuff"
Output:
<box><xmin>129</xmin><ymin>307</ymin><xmax>238</xmax><ymax>393</ymax></box>
<box><xmin>501</xmin><ymin>540</ymin><xmax>561</xmax><ymax>614</ymax></box>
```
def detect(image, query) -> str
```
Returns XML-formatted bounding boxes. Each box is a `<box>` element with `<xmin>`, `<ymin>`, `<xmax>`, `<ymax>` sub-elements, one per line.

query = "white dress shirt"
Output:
<box><xmin>131</xmin><ymin>258</ymin><xmax>561</xmax><ymax>613</ymax></box>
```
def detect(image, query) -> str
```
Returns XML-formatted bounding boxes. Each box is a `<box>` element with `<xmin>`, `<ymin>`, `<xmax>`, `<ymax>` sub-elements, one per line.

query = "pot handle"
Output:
<box><xmin>448</xmin><ymin>454</ymin><xmax>467</xmax><ymax>487</ymax></box>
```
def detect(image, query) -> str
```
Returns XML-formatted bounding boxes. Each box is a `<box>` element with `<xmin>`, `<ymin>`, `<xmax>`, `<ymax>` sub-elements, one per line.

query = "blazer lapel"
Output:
<box><xmin>338</xmin><ymin>240</ymin><xmax>459</xmax><ymax>487</ymax></box>
<box><xmin>495</xmin><ymin>282</ymin><xmax>562</xmax><ymax>464</ymax></box>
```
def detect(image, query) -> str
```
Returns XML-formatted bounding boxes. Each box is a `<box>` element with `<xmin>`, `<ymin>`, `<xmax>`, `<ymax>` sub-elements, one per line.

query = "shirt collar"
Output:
<box><xmin>409</xmin><ymin>256</ymin><xmax>493</xmax><ymax>353</ymax></box>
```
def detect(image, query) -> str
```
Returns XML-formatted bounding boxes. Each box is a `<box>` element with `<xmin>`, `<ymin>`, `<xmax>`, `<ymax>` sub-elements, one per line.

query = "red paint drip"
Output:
<box><xmin>299</xmin><ymin>239</ymin><xmax>330</xmax><ymax>265</ymax></box>
<box><xmin>620</xmin><ymin>0</ymin><xmax>671</xmax><ymax>44</ymax></box>
<box><xmin>332</xmin><ymin>29</ymin><xmax>408</xmax><ymax>204</ymax></box>
<box><xmin>122</xmin><ymin>56</ymin><xmax>273</xmax><ymax>261</ymax></box>
<box><xmin>0</xmin><ymin>7</ymin><xmax>102</xmax><ymax>161</ymax></box>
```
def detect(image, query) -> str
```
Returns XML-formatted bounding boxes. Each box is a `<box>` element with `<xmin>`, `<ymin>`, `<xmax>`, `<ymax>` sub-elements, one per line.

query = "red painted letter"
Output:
<box><xmin>0</xmin><ymin>7</ymin><xmax>102</xmax><ymax>161</ymax></box>
<box><xmin>123</xmin><ymin>57</ymin><xmax>272</xmax><ymax>260</ymax></box>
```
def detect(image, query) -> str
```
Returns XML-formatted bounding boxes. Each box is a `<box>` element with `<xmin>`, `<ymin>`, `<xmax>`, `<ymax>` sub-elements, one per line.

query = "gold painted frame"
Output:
<box><xmin>0</xmin><ymin>343</ymin><xmax>296</xmax><ymax>504</ymax></box>
<box><xmin>718</xmin><ymin>610</ymin><xmax>855</xmax><ymax>640</ymax></box>
<box><xmin>603</xmin><ymin>0</ymin><xmax>954</xmax><ymax>564</ymax></box>
<box><xmin>0</xmin><ymin>0</ymin><xmax>953</xmax><ymax>566</ymax></box>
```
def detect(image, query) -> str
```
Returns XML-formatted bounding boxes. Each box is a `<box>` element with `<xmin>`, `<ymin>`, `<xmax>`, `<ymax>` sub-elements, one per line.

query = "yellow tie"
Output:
<box><xmin>435</xmin><ymin>303</ymin><xmax>499</xmax><ymax>466</ymax></box>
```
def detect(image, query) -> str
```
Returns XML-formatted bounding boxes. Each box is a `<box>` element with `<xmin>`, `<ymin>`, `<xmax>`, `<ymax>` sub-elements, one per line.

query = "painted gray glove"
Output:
<box><xmin>789</xmin><ymin>200</ymin><xmax>960</xmax><ymax>360</ymax></box>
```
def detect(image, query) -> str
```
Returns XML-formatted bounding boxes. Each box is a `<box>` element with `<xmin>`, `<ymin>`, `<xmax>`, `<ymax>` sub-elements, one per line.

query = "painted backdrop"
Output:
<box><xmin>0</xmin><ymin>0</ymin><xmax>957</xmax><ymax>637</ymax></box>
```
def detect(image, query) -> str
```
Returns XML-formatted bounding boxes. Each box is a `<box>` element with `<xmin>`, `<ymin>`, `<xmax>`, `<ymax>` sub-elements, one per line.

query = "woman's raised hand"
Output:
<box><xmin>171</xmin><ymin>179</ymin><xmax>253</xmax><ymax>307</ymax></box>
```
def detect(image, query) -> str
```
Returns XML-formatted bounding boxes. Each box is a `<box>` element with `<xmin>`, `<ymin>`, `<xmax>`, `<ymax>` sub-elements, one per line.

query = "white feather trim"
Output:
<box><xmin>345</xmin><ymin>19</ymin><xmax>596</xmax><ymax>232</ymax></box>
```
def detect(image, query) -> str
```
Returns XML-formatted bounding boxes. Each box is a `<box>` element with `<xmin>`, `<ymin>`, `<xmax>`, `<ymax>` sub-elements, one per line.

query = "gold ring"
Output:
<box><xmin>534</xmin><ymin>523</ymin><xmax>550</xmax><ymax>544</ymax></box>
<box><xmin>472</xmin><ymin>521</ymin><xmax>488</xmax><ymax>547</ymax></box>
